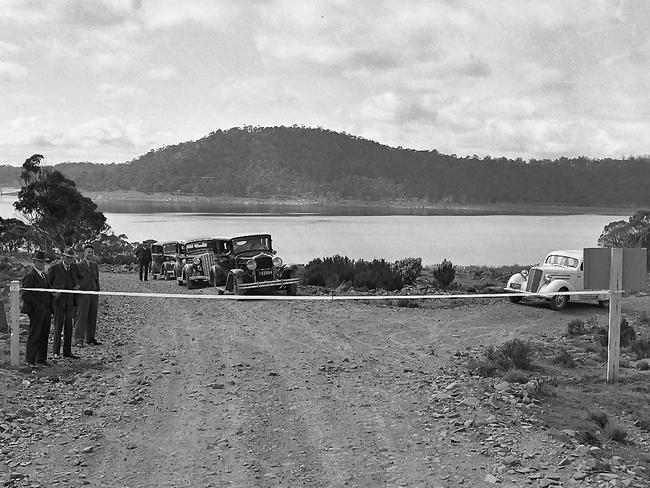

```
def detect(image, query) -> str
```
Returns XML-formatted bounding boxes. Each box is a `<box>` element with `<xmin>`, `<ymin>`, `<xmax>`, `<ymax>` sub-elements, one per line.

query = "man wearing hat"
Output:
<box><xmin>47</xmin><ymin>247</ymin><xmax>79</xmax><ymax>359</ymax></box>
<box><xmin>74</xmin><ymin>243</ymin><xmax>101</xmax><ymax>346</ymax></box>
<box><xmin>21</xmin><ymin>250</ymin><xmax>52</xmax><ymax>367</ymax></box>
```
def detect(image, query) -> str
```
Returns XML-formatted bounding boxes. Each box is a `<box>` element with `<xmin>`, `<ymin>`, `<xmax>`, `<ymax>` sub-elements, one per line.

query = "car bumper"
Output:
<box><xmin>237</xmin><ymin>277</ymin><xmax>300</xmax><ymax>291</ymax></box>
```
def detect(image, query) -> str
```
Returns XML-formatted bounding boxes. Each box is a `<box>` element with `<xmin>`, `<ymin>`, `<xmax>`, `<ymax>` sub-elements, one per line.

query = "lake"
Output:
<box><xmin>0</xmin><ymin>194</ymin><xmax>623</xmax><ymax>266</ymax></box>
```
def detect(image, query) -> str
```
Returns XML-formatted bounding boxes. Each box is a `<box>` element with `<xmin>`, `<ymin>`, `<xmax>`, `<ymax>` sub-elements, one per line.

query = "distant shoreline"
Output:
<box><xmin>83</xmin><ymin>190</ymin><xmax>636</xmax><ymax>216</ymax></box>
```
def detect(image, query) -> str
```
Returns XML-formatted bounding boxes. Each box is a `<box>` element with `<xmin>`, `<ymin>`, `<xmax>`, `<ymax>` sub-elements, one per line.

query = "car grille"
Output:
<box><xmin>526</xmin><ymin>269</ymin><xmax>543</xmax><ymax>292</ymax></box>
<box><xmin>255</xmin><ymin>256</ymin><xmax>274</xmax><ymax>282</ymax></box>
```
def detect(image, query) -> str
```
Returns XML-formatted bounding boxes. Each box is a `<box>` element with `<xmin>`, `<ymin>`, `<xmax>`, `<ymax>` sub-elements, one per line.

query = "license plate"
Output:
<box><xmin>258</xmin><ymin>269</ymin><xmax>272</xmax><ymax>276</ymax></box>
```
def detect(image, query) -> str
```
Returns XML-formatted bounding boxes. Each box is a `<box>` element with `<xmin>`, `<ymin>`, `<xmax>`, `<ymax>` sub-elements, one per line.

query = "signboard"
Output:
<box><xmin>584</xmin><ymin>248</ymin><xmax>648</xmax><ymax>292</ymax></box>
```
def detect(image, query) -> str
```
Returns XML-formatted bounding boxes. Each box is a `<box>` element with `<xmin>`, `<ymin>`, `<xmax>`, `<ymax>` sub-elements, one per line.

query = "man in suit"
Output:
<box><xmin>21</xmin><ymin>250</ymin><xmax>52</xmax><ymax>367</ymax></box>
<box><xmin>47</xmin><ymin>247</ymin><xmax>79</xmax><ymax>359</ymax></box>
<box><xmin>135</xmin><ymin>242</ymin><xmax>152</xmax><ymax>281</ymax></box>
<box><xmin>74</xmin><ymin>243</ymin><xmax>101</xmax><ymax>346</ymax></box>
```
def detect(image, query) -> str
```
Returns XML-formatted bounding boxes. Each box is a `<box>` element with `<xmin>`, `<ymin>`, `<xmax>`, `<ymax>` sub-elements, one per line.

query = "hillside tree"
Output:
<box><xmin>14</xmin><ymin>154</ymin><xmax>109</xmax><ymax>249</ymax></box>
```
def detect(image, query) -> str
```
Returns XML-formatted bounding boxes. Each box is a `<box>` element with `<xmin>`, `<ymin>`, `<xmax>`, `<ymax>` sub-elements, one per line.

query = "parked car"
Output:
<box><xmin>178</xmin><ymin>237</ymin><xmax>219</xmax><ymax>289</ymax></box>
<box><xmin>150</xmin><ymin>242</ymin><xmax>164</xmax><ymax>279</ymax></box>
<box><xmin>210</xmin><ymin>234</ymin><xmax>300</xmax><ymax>295</ymax></box>
<box><xmin>160</xmin><ymin>241</ymin><xmax>178</xmax><ymax>280</ymax></box>
<box><xmin>504</xmin><ymin>249</ymin><xmax>609</xmax><ymax>310</ymax></box>
<box><xmin>173</xmin><ymin>241</ymin><xmax>186</xmax><ymax>282</ymax></box>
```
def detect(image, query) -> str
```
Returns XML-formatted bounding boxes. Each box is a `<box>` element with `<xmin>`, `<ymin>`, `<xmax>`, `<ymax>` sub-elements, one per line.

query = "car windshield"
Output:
<box><xmin>544</xmin><ymin>254</ymin><xmax>579</xmax><ymax>268</ymax></box>
<box><xmin>151</xmin><ymin>245</ymin><xmax>163</xmax><ymax>254</ymax></box>
<box><xmin>231</xmin><ymin>236</ymin><xmax>272</xmax><ymax>254</ymax></box>
<box><xmin>185</xmin><ymin>240</ymin><xmax>213</xmax><ymax>255</ymax></box>
<box><xmin>162</xmin><ymin>243</ymin><xmax>176</xmax><ymax>254</ymax></box>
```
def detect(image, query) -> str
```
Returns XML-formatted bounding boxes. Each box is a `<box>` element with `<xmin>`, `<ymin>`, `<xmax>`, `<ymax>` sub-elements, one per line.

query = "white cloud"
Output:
<box><xmin>97</xmin><ymin>83</ymin><xmax>145</xmax><ymax>100</ymax></box>
<box><xmin>0</xmin><ymin>40</ymin><xmax>20</xmax><ymax>55</ymax></box>
<box><xmin>146</xmin><ymin>66</ymin><xmax>178</xmax><ymax>80</ymax></box>
<box><xmin>0</xmin><ymin>61</ymin><xmax>28</xmax><ymax>80</ymax></box>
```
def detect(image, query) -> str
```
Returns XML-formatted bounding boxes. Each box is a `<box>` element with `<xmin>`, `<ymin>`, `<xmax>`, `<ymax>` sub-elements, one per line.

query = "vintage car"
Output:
<box><xmin>504</xmin><ymin>249</ymin><xmax>609</xmax><ymax>311</ymax></box>
<box><xmin>177</xmin><ymin>237</ymin><xmax>218</xmax><ymax>289</ymax></box>
<box><xmin>159</xmin><ymin>241</ymin><xmax>178</xmax><ymax>280</ymax></box>
<box><xmin>210</xmin><ymin>234</ymin><xmax>300</xmax><ymax>295</ymax></box>
<box><xmin>150</xmin><ymin>242</ymin><xmax>164</xmax><ymax>279</ymax></box>
<box><xmin>173</xmin><ymin>241</ymin><xmax>186</xmax><ymax>282</ymax></box>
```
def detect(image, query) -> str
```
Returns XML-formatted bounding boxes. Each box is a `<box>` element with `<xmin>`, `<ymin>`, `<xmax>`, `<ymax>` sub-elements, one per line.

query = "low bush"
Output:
<box><xmin>567</xmin><ymin>318</ymin><xmax>586</xmax><ymax>336</ymax></box>
<box><xmin>467</xmin><ymin>358</ymin><xmax>498</xmax><ymax>377</ymax></box>
<box><xmin>552</xmin><ymin>348</ymin><xmax>576</xmax><ymax>368</ymax></box>
<box><xmin>589</xmin><ymin>410</ymin><xmax>609</xmax><ymax>428</ymax></box>
<box><xmin>391</xmin><ymin>257</ymin><xmax>422</xmax><ymax>286</ymax></box>
<box><xmin>432</xmin><ymin>258</ymin><xmax>456</xmax><ymax>289</ymax></box>
<box><xmin>629</xmin><ymin>338</ymin><xmax>650</xmax><ymax>360</ymax></box>
<box><xmin>638</xmin><ymin>311</ymin><xmax>650</xmax><ymax>325</ymax></box>
<box><xmin>303</xmin><ymin>255</ymin><xmax>420</xmax><ymax>291</ymax></box>
<box><xmin>595</xmin><ymin>318</ymin><xmax>636</xmax><ymax>347</ymax></box>
<box><xmin>605</xmin><ymin>423</ymin><xmax>628</xmax><ymax>443</ymax></box>
<box><xmin>484</xmin><ymin>339</ymin><xmax>534</xmax><ymax>371</ymax></box>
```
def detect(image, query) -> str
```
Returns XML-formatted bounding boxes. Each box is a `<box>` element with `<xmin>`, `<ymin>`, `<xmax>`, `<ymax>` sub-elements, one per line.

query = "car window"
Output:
<box><xmin>545</xmin><ymin>254</ymin><xmax>579</xmax><ymax>267</ymax></box>
<box><xmin>185</xmin><ymin>241</ymin><xmax>211</xmax><ymax>254</ymax></box>
<box><xmin>232</xmin><ymin>236</ymin><xmax>271</xmax><ymax>253</ymax></box>
<box><xmin>163</xmin><ymin>244</ymin><xmax>176</xmax><ymax>254</ymax></box>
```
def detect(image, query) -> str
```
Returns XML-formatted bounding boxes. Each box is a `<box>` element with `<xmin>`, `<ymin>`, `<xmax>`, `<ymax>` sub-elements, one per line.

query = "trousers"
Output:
<box><xmin>26</xmin><ymin>305</ymin><xmax>51</xmax><ymax>364</ymax></box>
<box><xmin>74</xmin><ymin>294</ymin><xmax>98</xmax><ymax>344</ymax></box>
<box><xmin>52</xmin><ymin>295</ymin><xmax>74</xmax><ymax>355</ymax></box>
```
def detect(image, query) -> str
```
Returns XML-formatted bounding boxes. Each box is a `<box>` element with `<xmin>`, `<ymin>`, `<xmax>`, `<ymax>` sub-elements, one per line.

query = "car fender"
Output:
<box><xmin>507</xmin><ymin>273</ymin><xmax>527</xmax><ymax>288</ymax></box>
<box><xmin>539</xmin><ymin>279</ymin><xmax>574</xmax><ymax>295</ymax></box>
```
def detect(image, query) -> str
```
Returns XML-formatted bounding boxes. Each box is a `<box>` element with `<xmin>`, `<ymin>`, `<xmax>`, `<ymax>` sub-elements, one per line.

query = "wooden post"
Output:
<box><xmin>607</xmin><ymin>248</ymin><xmax>623</xmax><ymax>384</ymax></box>
<box><xmin>10</xmin><ymin>280</ymin><xmax>20</xmax><ymax>366</ymax></box>
<box><xmin>0</xmin><ymin>300</ymin><xmax>7</xmax><ymax>333</ymax></box>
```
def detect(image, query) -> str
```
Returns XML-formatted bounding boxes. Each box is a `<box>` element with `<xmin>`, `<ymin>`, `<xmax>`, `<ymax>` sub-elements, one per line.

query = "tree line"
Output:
<box><xmin>2</xmin><ymin>126</ymin><xmax>648</xmax><ymax>207</ymax></box>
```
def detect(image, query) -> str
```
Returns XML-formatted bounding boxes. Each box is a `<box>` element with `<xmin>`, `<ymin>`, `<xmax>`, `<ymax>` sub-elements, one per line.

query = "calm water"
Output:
<box><xmin>0</xmin><ymin>194</ymin><xmax>622</xmax><ymax>266</ymax></box>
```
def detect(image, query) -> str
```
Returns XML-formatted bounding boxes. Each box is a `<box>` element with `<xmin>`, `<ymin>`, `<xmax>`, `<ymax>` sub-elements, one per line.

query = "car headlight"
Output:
<box><xmin>247</xmin><ymin>259</ymin><xmax>257</xmax><ymax>271</ymax></box>
<box><xmin>273</xmin><ymin>257</ymin><xmax>283</xmax><ymax>267</ymax></box>
<box><xmin>521</xmin><ymin>270</ymin><xmax>528</xmax><ymax>278</ymax></box>
<box><xmin>544</xmin><ymin>274</ymin><xmax>552</xmax><ymax>283</ymax></box>
<box><xmin>193</xmin><ymin>257</ymin><xmax>200</xmax><ymax>265</ymax></box>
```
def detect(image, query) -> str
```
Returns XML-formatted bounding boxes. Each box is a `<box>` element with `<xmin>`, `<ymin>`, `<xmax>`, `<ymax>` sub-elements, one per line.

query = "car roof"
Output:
<box><xmin>161</xmin><ymin>240</ymin><xmax>177</xmax><ymax>245</ymax></box>
<box><xmin>231</xmin><ymin>234</ymin><xmax>271</xmax><ymax>240</ymax></box>
<box><xmin>546</xmin><ymin>250</ymin><xmax>582</xmax><ymax>259</ymax></box>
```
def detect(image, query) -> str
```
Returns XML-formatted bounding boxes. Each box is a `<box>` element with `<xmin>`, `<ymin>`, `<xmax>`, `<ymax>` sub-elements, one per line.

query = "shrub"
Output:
<box><xmin>391</xmin><ymin>257</ymin><xmax>422</xmax><ymax>286</ymax></box>
<box><xmin>629</xmin><ymin>338</ymin><xmax>650</xmax><ymax>360</ymax></box>
<box><xmin>467</xmin><ymin>358</ymin><xmax>498</xmax><ymax>377</ymax></box>
<box><xmin>484</xmin><ymin>339</ymin><xmax>533</xmax><ymax>371</ymax></box>
<box><xmin>589</xmin><ymin>410</ymin><xmax>609</xmax><ymax>428</ymax></box>
<box><xmin>605</xmin><ymin>423</ymin><xmax>628</xmax><ymax>443</ymax></box>
<box><xmin>303</xmin><ymin>255</ymin><xmax>405</xmax><ymax>291</ymax></box>
<box><xmin>595</xmin><ymin>318</ymin><xmax>636</xmax><ymax>347</ymax></box>
<box><xmin>352</xmin><ymin>259</ymin><xmax>403</xmax><ymax>291</ymax></box>
<box><xmin>638</xmin><ymin>311</ymin><xmax>650</xmax><ymax>325</ymax></box>
<box><xmin>552</xmin><ymin>348</ymin><xmax>576</xmax><ymax>368</ymax></box>
<box><xmin>432</xmin><ymin>258</ymin><xmax>456</xmax><ymax>289</ymax></box>
<box><xmin>567</xmin><ymin>319</ymin><xmax>586</xmax><ymax>336</ymax></box>
<box><xmin>303</xmin><ymin>255</ymin><xmax>355</xmax><ymax>287</ymax></box>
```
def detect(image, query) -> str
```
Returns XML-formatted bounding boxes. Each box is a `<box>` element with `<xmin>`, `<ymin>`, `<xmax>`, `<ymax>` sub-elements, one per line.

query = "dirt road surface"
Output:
<box><xmin>2</xmin><ymin>272</ymin><xmax>649</xmax><ymax>487</ymax></box>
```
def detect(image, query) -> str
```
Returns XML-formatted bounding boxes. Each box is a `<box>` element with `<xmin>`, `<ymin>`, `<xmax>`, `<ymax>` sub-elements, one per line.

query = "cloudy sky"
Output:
<box><xmin>1</xmin><ymin>0</ymin><xmax>649</xmax><ymax>166</ymax></box>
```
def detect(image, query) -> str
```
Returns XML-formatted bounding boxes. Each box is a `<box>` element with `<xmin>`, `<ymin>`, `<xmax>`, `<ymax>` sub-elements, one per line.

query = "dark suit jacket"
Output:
<box><xmin>47</xmin><ymin>261</ymin><xmax>77</xmax><ymax>302</ymax></box>
<box><xmin>75</xmin><ymin>259</ymin><xmax>100</xmax><ymax>291</ymax></box>
<box><xmin>21</xmin><ymin>267</ymin><xmax>52</xmax><ymax>315</ymax></box>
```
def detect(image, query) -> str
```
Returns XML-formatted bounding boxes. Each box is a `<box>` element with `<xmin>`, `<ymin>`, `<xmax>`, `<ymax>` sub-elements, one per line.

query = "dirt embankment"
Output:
<box><xmin>1</xmin><ymin>272</ymin><xmax>649</xmax><ymax>487</ymax></box>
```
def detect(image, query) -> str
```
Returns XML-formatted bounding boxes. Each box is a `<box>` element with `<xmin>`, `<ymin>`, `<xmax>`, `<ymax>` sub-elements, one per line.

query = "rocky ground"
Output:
<box><xmin>1</xmin><ymin>269</ymin><xmax>650</xmax><ymax>487</ymax></box>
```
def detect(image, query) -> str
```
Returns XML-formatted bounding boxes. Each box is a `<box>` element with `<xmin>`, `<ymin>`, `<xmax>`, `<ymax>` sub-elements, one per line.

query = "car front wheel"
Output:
<box><xmin>550</xmin><ymin>292</ymin><xmax>569</xmax><ymax>311</ymax></box>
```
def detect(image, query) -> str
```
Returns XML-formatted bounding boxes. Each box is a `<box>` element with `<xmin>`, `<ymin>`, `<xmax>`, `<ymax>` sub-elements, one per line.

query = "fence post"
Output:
<box><xmin>10</xmin><ymin>280</ymin><xmax>20</xmax><ymax>366</ymax></box>
<box><xmin>606</xmin><ymin>248</ymin><xmax>623</xmax><ymax>384</ymax></box>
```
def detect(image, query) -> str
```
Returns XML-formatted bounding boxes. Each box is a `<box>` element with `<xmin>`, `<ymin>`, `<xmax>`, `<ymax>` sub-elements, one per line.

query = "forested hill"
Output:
<box><xmin>5</xmin><ymin>126</ymin><xmax>650</xmax><ymax>206</ymax></box>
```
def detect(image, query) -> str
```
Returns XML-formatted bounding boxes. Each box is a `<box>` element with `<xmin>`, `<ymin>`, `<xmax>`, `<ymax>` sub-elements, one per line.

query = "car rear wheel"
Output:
<box><xmin>508</xmin><ymin>296</ymin><xmax>522</xmax><ymax>304</ymax></box>
<box><xmin>187</xmin><ymin>277</ymin><xmax>197</xmax><ymax>290</ymax></box>
<box><xmin>550</xmin><ymin>291</ymin><xmax>569</xmax><ymax>311</ymax></box>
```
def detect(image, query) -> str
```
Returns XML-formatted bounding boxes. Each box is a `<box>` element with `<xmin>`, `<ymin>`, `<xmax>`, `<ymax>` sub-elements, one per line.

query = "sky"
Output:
<box><xmin>1</xmin><ymin>0</ymin><xmax>649</xmax><ymax>166</ymax></box>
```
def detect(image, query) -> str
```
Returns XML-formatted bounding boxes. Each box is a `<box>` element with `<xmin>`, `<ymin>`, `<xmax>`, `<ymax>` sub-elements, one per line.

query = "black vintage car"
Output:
<box><xmin>179</xmin><ymin>237</ymin><xmax>219</xmax><ymax>289</ymax></box>
<box><xmin>210</xmin><ymin>234</ymin><xmax>299</xmax><ymax>295</ymax></box>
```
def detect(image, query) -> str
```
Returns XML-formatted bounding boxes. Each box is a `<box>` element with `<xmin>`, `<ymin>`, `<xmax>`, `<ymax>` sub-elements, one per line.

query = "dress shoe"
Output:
<box><xmin>63</xmin><ymin>353</ymin><xmax>80</xmax><ymax>359</ymax></box>
<box><xmin>87</xmin><ymin>340</ymin><xmax>102</xmax><ymax>346</ymax></box>
<box><xmin>52</xmin><ymin>354</ymin><xmax>61</xmax><ymax>359</ymax></box>
<box><xmin>26</xmin><ymin>362</ymin><xmax>38</xmax><ymax>368</ymax></box>
<box><xmin>76</xmin><ymin>342</ymin><xmax>85</xmax><ymax>348</ymax></box>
